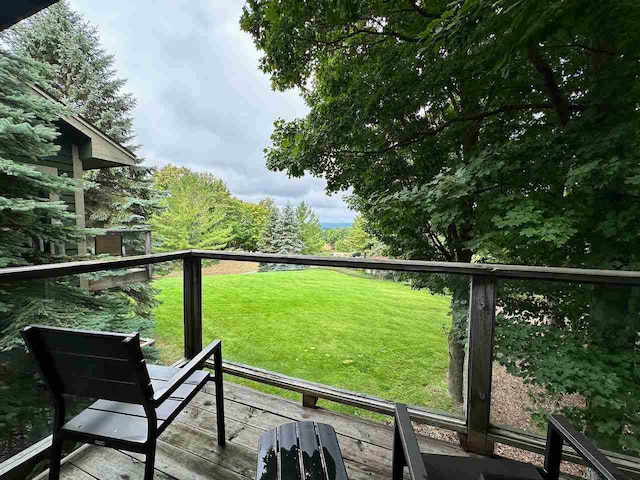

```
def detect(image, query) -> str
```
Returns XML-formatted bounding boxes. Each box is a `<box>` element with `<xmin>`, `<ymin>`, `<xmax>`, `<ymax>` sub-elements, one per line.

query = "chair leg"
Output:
<box><xmin>144</xmin><ymin>440</ymin><xmax>156</xmax><ymax>480</ymax></box>
<box><xmin>214</xmin><ymin>346</ymin><xmax>226</xmax><ymax>445</ymax></box>
<box><xmin>544</xmin><ymin>424</ymin><xmax>563</xmax><ymax>480</ymax></box>
<box><xmin>392</xmin><ymin>426</ymin><xmax>405</xmax><ymax>480</ymax></box>
<box><xmin>49</xmin><ymin>436</ymin><xmax>63</xmax><ymax>480</ymax></box>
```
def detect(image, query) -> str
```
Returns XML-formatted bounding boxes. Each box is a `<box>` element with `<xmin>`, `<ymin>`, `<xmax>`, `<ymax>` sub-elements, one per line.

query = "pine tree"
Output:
<box><xmin>296</xmin><ymin>201</ymin><xmax>324</xmax><ymax>254</ymax></box>
<box><xmin>4</xmin><ymin>0</ymin><xmax>161</xmax><ymax>322</ymax></box>
<box><xmin>4</xmin><ymin>0</ymin><xmax>160</xmax><ymax>230</ymax></box>
<box><xmin>276</xmin><ymin>203</ymin><xmax>304</xmax><ymax>255</ymax></box>
<box><xmin>258</xmin><ymin>207</ymin><xmax>280</xmax><ymax>272</ymax></box>
<box><xmin>259</xmin><ymin>203</ymin><xmax>304</xmax><ymax>272</ymax></box>
<box><xmin>259</xmin><ymin>207</ymin><xmax>281</xmax><ymax>254</ymax></box>
<box><xmin>0</xmin><ymin>51</ymin><xmax>156</xmax><ymax>461</ymax></box>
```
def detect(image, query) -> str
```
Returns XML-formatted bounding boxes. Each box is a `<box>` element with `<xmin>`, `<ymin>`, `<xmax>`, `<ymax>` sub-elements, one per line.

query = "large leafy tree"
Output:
<box><xmin>228</xmin><ymin>198</ymin><xmax>275</xmax><ymax>251</ymax></box>
<box><xmin>152</xmin><ymin>167</ymin><xmax>234</xmax><ymax>251</ymax></box>
<box><xmin>335</xmin><ymin>216</ymin><xmax>376</xmax><ymax>256</ymax></box>
<box><xmin>241</xmin><ymin>0</ymin><xmax>640</xmax><ymax>453</ymax></box>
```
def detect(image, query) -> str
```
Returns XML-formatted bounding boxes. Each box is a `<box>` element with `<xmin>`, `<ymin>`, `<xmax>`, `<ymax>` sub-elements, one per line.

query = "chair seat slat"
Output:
<box><xmin>257</xmin><ymin>429</ymin><xmax>278</xmax><ymax>480</ymax></box>
<box><xmin>257</xmin><ymin>422</ymin><xmax>348</xmax><ymax>480</ymax></box>
<box><xmin>316</xmin><ymin>423</ymin><xmax>349</xmax><ymax>480</ymax></box>
<box><xmin>298</xmin><ymin>422</ymin><xmax>325</xmax><ymax>480</ymax></box>
<box><xmin>279</xmin><ymin>422</ymin><xmax>301</xmax><ymax>480</ymax></box>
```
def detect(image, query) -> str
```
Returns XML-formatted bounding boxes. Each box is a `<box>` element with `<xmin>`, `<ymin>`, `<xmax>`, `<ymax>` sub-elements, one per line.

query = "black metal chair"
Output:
<box><xmin>22</xmin><ymin>325</ymin><xmax>226</xmax><ymax>480</ymax></box>
<box><xmin>392</xmin><ymin>403</ymin><xmax>627</xmax><ymax>480</ymax></box>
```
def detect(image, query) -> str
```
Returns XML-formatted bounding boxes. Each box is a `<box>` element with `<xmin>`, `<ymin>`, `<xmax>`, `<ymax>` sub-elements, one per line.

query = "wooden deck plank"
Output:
<box><xmin>44</xmin><ymin>381</ymin><xmax>468</xmax><ymax>480</ymax></box>
<box><xmin>69</xmin><ymin>446</ymin><xmax>175</xmax><ymax>479</ymax></box>
<box><xmin>32</xmin><ymin>463</ymin><xmax>98</xmax><ymax>480</ymax></box>
<box><xmin>160</xmin><ymin>421</ymin><xmax>257</xmax><ymax>478</ymax></box>
<box><xmin>180</xmin><ymin>400</ymin><xmax>401</xmax><ymax>473</ymax></box>
<box><xmin>121</xmin><ymin>440</ymin><xmax>246</xmax><ymax>480</ymax></box>
<box><xmin>202</xmin><ymin>382</ymin><xmax>467</xmax><ymax>456</ymax></box>
<box><xmin>175</xmin><ymin>404</ymin><xmax>390</xmax><ymax>480</ymax></box>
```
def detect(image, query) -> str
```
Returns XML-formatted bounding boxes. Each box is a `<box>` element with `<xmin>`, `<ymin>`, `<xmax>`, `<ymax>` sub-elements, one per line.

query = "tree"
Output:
<box><xmin>4</xmin><ymin>0</ymin><xmax>161</xmax><ymax>328</ymax></box>
<box><xmin>151</xmin><ymin>167</ymin><xmax>233</xmax><ymax>251</ymax></box>
<box><xmin>241</xmin><ymin>0</ymin><xmax>640</xmax><ymax>453</ymax></box>
<box><xmin>258</xmin><ymin>203</ymin><xmax>304</xmax><ymax>271</ymax></box>
<box><xmin>227</xmin><ymin>198</ymin><xmax>274</xmax><ymax>251</ymax></box>
<box><xmin>0</xmin><ymin>51</ymin><xmax>155</xmax><ymax>461</ymax></box>
<box><xmin>296</xmin><ymin>201</ymin><xmax>324</xmax><ymax>254</ymax></box>
<box><xmin>258</xmin><ymin>207</ymin><xmax>280</xmax><ymax>271</ymax></box>
<box><xmin>323</xmin><ymin>227</ymin><xmax>350</xmax><ymax>249</ymax></box>
<box><xmin>334</xmin><ymin>216</ymin><xmax>375</xmax><ymax>255</ymax></box>
<box><xmin>276</xmin><ymin>203</ymin><xmax>304</xmax><ymax>255</ymax></box>
<box><xmin>4</xmin><ymin>1</ymin><xmax>159</xmax><ymax>230</ymax></box>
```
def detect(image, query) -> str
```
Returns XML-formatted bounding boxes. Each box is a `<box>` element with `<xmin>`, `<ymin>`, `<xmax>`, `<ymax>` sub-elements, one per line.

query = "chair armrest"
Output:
<box><xmin>545</xmin><ymin>415</ymin><xmax>626</xmax><ymax>480</ymax></box>
<box><xmin>151</xmin><ymin>340</ymin><xmax>221</xmax><ymax>406</ymax></box>
<box><xmin>394</xmin><ymin>404</ymin><xmax>429</xmax><ymax>480</ymax></box>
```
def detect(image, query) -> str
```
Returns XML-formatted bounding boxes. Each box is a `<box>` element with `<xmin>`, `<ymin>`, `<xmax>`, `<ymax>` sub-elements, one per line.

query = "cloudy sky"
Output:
<box><xmin>69</xmin><ymin>0</ymin><xmax>354</xmax><ymax>224</ymax></box>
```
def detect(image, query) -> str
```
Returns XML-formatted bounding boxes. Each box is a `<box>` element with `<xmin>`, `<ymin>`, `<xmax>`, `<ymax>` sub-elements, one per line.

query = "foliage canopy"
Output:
<box><xmin>241</xmin><ymin>0</ymin><xmax>640</xmax><ymax>453</ymax></box>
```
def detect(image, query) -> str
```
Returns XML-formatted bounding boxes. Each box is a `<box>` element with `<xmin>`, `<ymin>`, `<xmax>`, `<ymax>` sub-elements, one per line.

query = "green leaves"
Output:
<box><xmin>243</xmin><ymin>0</ymin><xmax>640</xmax><ymax>454</ymax></box>
<box><xmin>151</xmin><ymin>167</ymin><xmax>234</xmax><ymax>251</ymax></box>
<box><xmin>297</xmin><ymin>201</ymin><xmax>325</xmax><ymax>254</ymax></box>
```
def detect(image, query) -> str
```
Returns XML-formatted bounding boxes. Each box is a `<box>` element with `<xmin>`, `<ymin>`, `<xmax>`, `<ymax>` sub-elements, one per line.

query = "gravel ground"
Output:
<box><xmin>412</xmin><ymin>363</ymin><xmax>587</xmax><ymax>477</ymax></box>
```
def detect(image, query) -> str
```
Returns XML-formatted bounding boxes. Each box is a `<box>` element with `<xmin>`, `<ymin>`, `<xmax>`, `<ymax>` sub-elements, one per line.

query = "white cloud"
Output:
<box><xmin>69</xmin><ymin>0</ymin><xmax>355</xmax><ymax>223</ymax></box>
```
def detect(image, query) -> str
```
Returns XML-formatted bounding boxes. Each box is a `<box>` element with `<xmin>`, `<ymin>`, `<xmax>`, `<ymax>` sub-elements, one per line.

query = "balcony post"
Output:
<box><xmin>464</xmin><ymin>274</ymin><xmax>497</xmax><ymax>455</ymax></box>
<box><xmin>183</xmin><ymin>254</ymin><xmax>203</xmax><ymax>358</ymax></box>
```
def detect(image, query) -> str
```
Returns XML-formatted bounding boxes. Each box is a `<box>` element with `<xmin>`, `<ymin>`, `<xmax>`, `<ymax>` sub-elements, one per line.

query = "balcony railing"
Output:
<box><xmin>1</xmin><ymin>250</ymin><xmax>639</xmax><ymax>479</ymax></box>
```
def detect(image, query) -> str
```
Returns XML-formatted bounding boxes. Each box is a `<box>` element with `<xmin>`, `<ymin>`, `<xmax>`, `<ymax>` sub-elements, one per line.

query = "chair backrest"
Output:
<box><xmin>22</xmin><ymin>325</ymin><xmax>153</xmax><ymax>404</ymax></box>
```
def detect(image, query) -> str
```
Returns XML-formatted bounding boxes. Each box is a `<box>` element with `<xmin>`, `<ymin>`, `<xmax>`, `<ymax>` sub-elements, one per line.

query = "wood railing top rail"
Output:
<box><xmin>2</xmin><ymin>249</ymin><xmax>640</xmax><ymax>285</ymax></box>
<box><xmin>0</xmin><ymin>251</ymin><xmax>189</xmax><ymax>282</ymax></box>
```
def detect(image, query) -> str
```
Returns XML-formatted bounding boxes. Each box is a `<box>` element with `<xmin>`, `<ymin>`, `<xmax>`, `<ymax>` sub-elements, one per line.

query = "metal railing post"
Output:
<box><xmin>183</xmin><ymin>254</ymin><xmax>203</xmax><ymax>358</ymax></box>
<box><xmin>464</xmin><ymin>274</ymin><xmax>497</xmax><ymax>455</ymax></box>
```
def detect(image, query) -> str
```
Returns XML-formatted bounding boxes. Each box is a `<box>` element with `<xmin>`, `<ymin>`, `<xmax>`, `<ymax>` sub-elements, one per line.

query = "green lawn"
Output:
<box><xmin>152</xmin><ymin>268</ymin><xmax>457</xmax><ymax>416</ymax></box>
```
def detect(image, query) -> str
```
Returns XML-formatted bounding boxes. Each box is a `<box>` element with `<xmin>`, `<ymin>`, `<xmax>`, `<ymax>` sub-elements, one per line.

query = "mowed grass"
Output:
<box><xmin>152</xmin><ymin>268</ymin><xmax>456</xmax><ymax>416</ymax></box>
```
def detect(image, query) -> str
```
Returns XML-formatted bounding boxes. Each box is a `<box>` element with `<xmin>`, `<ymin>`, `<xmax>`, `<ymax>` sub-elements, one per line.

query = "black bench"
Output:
<box><xmin>257</xmin><ymin>421</ymin><xmax>348</xmax><ymax>480</ymax></box>
<box><xmin>22</xmin><ymin>325</ymin><xmax>225</xmax><ymax>480</ymax></box>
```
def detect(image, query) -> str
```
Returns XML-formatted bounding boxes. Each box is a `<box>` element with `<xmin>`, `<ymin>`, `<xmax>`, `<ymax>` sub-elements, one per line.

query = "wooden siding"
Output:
<box><xmin>17</xmin><ymin>131</ymin><xmax>76</xmax><ymax>214</ymax></box>
<box><xmin>13</xmin><ymin>131</ymin><xmax>85</xmax><ymax>255</ymax></box>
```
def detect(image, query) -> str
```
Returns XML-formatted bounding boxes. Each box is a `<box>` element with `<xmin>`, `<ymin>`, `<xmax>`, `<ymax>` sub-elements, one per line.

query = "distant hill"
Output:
<box><xmin>321</xmin><ymin>222</ymin><xmax>353</xmax><ymax>230</ymax></box>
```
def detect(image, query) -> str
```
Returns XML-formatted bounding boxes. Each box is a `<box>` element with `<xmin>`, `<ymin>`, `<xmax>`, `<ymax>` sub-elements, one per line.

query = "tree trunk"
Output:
<box><xmin>446</xmin><ymin>86</ymin><xmax>479</xmax><ymax>404</ymax></box>
<box><xmin>447</xmin><ymin>251</ymin><xmax>472</xmax><ymax>404</ymax></box>
<box><xmin>447</xmin><ymin>315</ymin><xmax>466</xmax><ymax>403</ymax></box>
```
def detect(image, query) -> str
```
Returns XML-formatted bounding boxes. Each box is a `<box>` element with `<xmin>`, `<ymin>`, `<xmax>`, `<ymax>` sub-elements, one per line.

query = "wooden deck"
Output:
<box><xmin>34</xmin><ymin>381</ymin><xmax>470</xmax><ymax>480</ymax></box>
